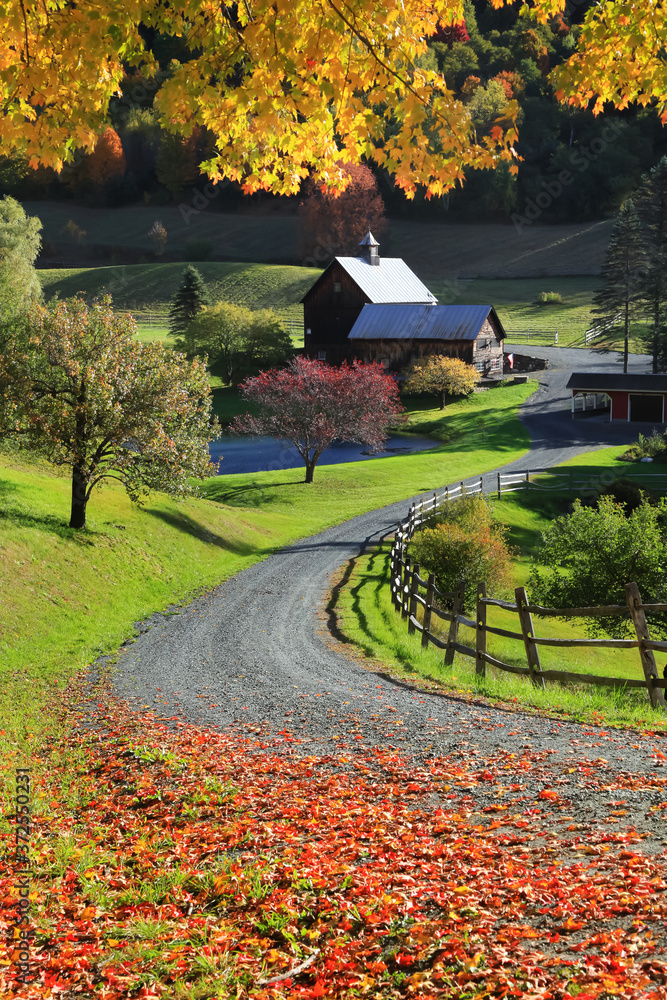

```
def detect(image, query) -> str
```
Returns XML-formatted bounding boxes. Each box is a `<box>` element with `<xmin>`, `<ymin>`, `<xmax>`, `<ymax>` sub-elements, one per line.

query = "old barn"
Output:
<box><xmin>567</xmin><ymin>373</ymin><xmax>667</xmax><ymax>422</ymax></box>
<box><xmin>348</xmin><ymin>303</ymin><xmax>505</xmax><ymax>374</ymax></box>
<box><xmin>302</xmin><ymin>231</ymin><xmax>436</xmax><ymax>366</ymax></box>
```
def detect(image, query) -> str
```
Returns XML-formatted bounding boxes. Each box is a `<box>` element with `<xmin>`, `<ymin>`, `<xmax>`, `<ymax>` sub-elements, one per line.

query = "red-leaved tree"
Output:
<box><xmin>230</xmin><ymin>356</ymin><xmax>404</xmax><ymax>483</ymax></box>
<box><xmin>86</xmin><ymin>126</ymin><xmax>126</xmax><ymax>187</ymax></box>
<box><xmin>299</xmin><ymin>162</ymin><xmax>386</xmax><ymax>264</ymax></box>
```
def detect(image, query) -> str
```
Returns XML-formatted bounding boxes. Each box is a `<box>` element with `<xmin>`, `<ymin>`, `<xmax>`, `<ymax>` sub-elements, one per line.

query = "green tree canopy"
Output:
<box><xmin>634</xmin><ymin>158</ymin><xmax>667</xmax><ymax>373</ymax></box>
<box><xmin>0</xmin><ymin>296</ymin><xmax>218</xmax><ymax>529</ymax></box>
<box><xmin>592</xmin><ymin>199</ymin><xmax>647</xmax><ymax>374</ymax></box>
<box><xmin>179</xmin><ymin>302</ymin><xmax>293</xmax><ymax>385</ymax></box>
<box><xmin>0</xmin><ymin>196</ymin><xmax>42</xmax><ymax>325</ymax></box>
<box><xmin>529</xmin><ymin>497</ymin><xmax>667</xmax><ymax>639</ymax></box>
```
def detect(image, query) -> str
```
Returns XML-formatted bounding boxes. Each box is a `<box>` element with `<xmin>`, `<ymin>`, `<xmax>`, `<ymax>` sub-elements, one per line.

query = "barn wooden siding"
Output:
<box><xmin>303</xmin><ymin>262</ymin><xmax>371</xmax><ymax>365</ymax></box>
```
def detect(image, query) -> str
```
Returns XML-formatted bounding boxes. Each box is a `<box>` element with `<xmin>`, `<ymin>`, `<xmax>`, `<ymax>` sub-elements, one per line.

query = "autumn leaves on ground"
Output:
<box><xmin>4</xmin><ymin>674</ymin><xmax>667</xmax><ymax>999</ymax></box>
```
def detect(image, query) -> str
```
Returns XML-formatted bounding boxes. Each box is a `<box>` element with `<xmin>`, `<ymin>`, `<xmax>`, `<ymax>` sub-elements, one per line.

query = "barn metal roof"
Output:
<box><xmin>348</xmin><ymin>303</ymin><xmax>503</xmax><ymax>341</ymax></box>
<box><xmin>567</xmin><ymin>373</ymin><xmax>667</xmax><ymax>392</ymax></box>
<box><xmin>301</xmin><ymin>256</ymin><xmax>437</xmax><ymax>305</ymax></box>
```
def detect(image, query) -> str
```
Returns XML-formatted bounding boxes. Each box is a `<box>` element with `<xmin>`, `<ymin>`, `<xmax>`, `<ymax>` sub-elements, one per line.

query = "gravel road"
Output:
<box><xmin>104</xmin><ymin>347</ymin><xmax>667</xmax><ymax>855</ymax></box>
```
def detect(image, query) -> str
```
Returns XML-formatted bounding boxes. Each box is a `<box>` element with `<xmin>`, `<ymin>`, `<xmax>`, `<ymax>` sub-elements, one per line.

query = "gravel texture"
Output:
<box><xmin>98</xmin><ymin>348</ymin><xmax>667</xmax><ymax>856</ymax></box>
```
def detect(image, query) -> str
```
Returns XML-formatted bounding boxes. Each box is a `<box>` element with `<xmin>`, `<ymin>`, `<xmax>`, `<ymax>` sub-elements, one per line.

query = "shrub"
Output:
<box><xmin>410</xmin><ymin>496</ymin><xmax>515</xmax><ymax>611</ymax></box>
<box><xmin>536</xmin><ymin>291</ymin><xmax>562</xmax><ymax>304</ymax></box>
<box><xmin>598</xmin><ymin>479</ymin><xmax>654</xmax><ymax>514</ymax></box>
<box><xmin>619</xmin><ymin>429</ymin><xmax>667</xmax><ymax>461</ymax></box>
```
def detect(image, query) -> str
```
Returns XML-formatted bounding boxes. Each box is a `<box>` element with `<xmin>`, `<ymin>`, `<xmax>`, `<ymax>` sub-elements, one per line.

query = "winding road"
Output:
<box><xmin>107</xmin><ymin>347</ymin><xmax>667</xmax><ymax>825</ymax></box>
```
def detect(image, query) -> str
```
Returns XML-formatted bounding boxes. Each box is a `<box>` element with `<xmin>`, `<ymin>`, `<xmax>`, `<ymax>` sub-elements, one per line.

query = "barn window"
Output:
<box><xmin>306</xmin><ymin>328</ymin><xmax>312</xmax><ymax>336</ymax></box>
<box><xmin>333</xmin><ymin>281</ymin><xmax>342</xmax><ymax>293</ymax></box>
<box><xmin>490</xmin><ymin>357</ymin><xmax>501</xmax><ymax>371</ymax></box>
<box><xmin>378</xmin><ymin>357</ymin><xmax>389</xmax><ymax>367</ymax></box>
<box><xmin>317</xmin><ymin>351</ymin><xmax>327</xmax><ymax>360</ymax></box>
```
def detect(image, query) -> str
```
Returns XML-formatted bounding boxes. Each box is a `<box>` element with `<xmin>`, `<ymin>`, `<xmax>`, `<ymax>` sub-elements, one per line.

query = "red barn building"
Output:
<box><xmin>567</xmin><ymin>373</ymin><xmax>667</xmax><ymax>422</ymax></box>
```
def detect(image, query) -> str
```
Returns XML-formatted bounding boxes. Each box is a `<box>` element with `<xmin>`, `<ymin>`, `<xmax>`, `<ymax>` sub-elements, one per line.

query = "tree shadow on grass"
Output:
<box><xmin>144</xmin><ymin>507</ymin><xmax>271</xmax><ymax>555</ymax></box>
<box><xmin>0</xmin><ymin>497</ymin><xmax>104</xmax><ymax>544</ymax></box>
<box><xmin>200</xmin><ymin>477</ymin><xmax>305</xmax><ymax>508</ymax></box>
<box><xmin>326</xmin><ymin>542</ymin><xmax>392</xmax><ymax>658</ymax></box>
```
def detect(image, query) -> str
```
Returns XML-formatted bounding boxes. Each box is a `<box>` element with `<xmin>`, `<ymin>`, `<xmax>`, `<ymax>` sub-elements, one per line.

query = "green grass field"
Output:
<box><xmin>38</xmin><ymin>260</ymin><xmax>317</xmax><ymax>342</ymax></box>
<box><xmin>333</xmin><ymin>445</ymin><xmax>667</xmax><ymax>728</ymax></box>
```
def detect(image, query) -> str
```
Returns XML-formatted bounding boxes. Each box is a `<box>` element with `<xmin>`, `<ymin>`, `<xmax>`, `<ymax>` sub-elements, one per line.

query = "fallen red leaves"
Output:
<box><xmin>3</xmin><ymin>698</ymin><xmax>667</xmax><ymax>999</ymax></box>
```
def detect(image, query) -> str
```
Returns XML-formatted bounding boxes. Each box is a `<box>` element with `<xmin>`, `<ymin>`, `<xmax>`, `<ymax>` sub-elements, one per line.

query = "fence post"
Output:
<box><xmin>515</xmin><ymin>586</ymin><xmax>545</xmax><ymax>688</ymax></box>
<box><xmin>393</xmin><ymin>548</ymin><xmax>403</xmax><ymax>611</ymax></box>
<box><xmin>479</xmin><ymin>476</ymin><xmax>483</xmax><ymax>496</ymax></box>
<box><xmin>625</xmin><ymin>582</ymin><xmax>667</xmax><ymax>711</ymax></box>
<box><xmin>402</xmin><ymin>557</ymin><xmax>411</xmax><ymax>619</ymax></box>
<box><xmin>525</xmin><ymin>471</ymin><xmax>530</xmax><ymax>488</ymax></box>
<box><xmin>422</xmin><ymin>573</ymin><xmax>436</xmax><ymax>649</ymax></box>
<box><xmin>408</xmin><ymin>563</ymin><xmax>420</xmax><ymax>635</ymax></box>
<box><xmin>497</xmin><ymin>472</ymin><xmax>501</xmax><ymax>500</ymax></box>
<box><xmin>445</xmin><ymin>485</ymin><xmax>449</xmax><ymax>504</ymax></box>
<box><xmin>461</xmin><ymin>480</ymin><xmax>465</xmax><ymax>497</ymax></box>
<box><xmin>475</xmin><ymin>582</ymin><xmax>487</xmax><ymax>677</ymax></box>
<box><xmin>444</xmin><ymin>579</ymin><xmax>465</xmax><ymax>666</ymax></box>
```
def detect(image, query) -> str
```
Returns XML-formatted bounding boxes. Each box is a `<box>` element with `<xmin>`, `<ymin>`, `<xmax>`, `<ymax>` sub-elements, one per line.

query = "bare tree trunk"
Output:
<box><xmin>439</xmin><ymin>389</ymin><xmax>446</xmax><ymax>409</ymax></box>
<box><xmin>304</xmin><ymin>459</ymin><xmax>316</xmax><ymax>483</ymax></box>
<box><xmin>623</xmin><ymin>301</ymin><xmax>629</xmax><ymax>374</ymax></box>
<box><xmin>69</xmin><ymin>468</ymin><xmax>88</xmax><ymax>529</ymax></box>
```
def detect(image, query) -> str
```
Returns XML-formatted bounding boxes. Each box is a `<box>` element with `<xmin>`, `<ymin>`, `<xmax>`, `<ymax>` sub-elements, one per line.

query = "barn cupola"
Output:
<box><xmin>358</xmin><ymin>230</ymin><xmax>380</xmax><ymax>266</ymax></box>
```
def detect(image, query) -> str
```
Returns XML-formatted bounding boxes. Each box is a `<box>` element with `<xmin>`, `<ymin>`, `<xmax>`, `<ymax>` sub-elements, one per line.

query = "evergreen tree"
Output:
<box><xmin>634</xmin><ymin>158</ymin><xmax>667</xmax><ymax>373</ymax></box>
<box><xmin>168</xmin><ymin>266</ymin><xmax>209</xmax><ymax>340</ymax></box>
<box><xmin>592</xmin><ymin>199</ymin><xmax>646</xmax><ymax>374</ymax></box>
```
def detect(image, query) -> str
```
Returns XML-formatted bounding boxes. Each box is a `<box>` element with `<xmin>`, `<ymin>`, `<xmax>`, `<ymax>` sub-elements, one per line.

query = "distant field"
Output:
<box><xmin>39</xmin><ymin>262</ymin><xmax>617</xmax><ymax>347</ymax></box>
<box><xmin>38</xmin><ymin>261</ymin><xmax>318</xmax><ymax>344</ymax></box>
<box><xmin>27</xmin><ymin>198</ymin><xmax>612</xmax><ymax>280</ymax></box>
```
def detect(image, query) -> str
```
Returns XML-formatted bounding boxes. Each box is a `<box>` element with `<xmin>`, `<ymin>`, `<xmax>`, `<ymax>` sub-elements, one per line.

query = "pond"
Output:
<box><xmin>208</xmin><ymin>433</ymin><xmax>437</xmax><ymax>475</ymax></box>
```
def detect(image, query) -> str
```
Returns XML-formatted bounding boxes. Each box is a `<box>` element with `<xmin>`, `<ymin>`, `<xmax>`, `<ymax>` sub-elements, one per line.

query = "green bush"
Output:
<box><xmin>529</xmin><ymin>496</ymin><xmax>667</xmax><ymax>638</ymax></box>
<box><xmin>410</xmin><ymin>495</ymin><xmax>515</xmax><ymax>611</ymax></box>
<box><xmin>619</xmin><ymin>429</ymin><xmax>667</xmax><ymax>462</ymax></box>
<box><xmin>598</xmin><ymin>479</ymin><xmax>655</xmax><ymax>514</ymax></box>
<box><xmin>536</xmin><ymin>291</ymin><xmax>563</xmax><ymax>304</ymax></box>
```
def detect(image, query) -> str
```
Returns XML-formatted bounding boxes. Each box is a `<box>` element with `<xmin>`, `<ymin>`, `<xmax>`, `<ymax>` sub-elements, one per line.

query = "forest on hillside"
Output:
<box><xmin>1</xmin><ymin>0</ymin><xmax>665</xmax><ymax>227</ymax></box>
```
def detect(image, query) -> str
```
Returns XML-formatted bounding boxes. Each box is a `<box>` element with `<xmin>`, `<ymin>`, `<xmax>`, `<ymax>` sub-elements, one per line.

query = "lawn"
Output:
<box><xmin>333</xmin><ymin>444</ymin><xmax>667</xmax><ymax>728</ymax></box>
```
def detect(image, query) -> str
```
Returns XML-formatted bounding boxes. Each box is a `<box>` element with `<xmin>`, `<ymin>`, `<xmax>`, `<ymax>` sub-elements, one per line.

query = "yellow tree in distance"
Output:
<box><xmin>1</xmin><ymin>2</ymin><xmax>664</xmax><ymax>198</ymax></box>
<box><xmin>403</xmin><ymin>355</ymin><xmax>480</xmax><ymax>409</ymax></box>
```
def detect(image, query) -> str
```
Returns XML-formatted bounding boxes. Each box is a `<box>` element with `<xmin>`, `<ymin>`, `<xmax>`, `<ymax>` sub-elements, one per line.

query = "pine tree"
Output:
<box><xmin>592</xmin><ymin>199</ymin><xmax>646</xmax><ymax>374</ymax></box>
<box><xmin>634</xmin><ymin>158</ymin><xmax>667</xmax><ymax>372</ymax></box>
<box><xmin>168</xmin><ymin>266</ymin><xmax>209</xmax><ymax>340</ymax></box>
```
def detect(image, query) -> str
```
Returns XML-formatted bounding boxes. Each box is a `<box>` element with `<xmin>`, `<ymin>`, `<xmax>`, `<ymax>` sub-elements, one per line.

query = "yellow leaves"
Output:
<box><xmin>0</xmin><ymin>0</ymin><xmax>519</xmax><ymax>196</ymax></box>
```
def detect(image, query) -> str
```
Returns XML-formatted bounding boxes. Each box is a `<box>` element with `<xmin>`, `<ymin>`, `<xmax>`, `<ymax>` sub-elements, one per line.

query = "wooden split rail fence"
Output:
<box><xmin>389</xmin><ymin>477</ymin><xmax>667</xmax><ymax>710</ymax></box>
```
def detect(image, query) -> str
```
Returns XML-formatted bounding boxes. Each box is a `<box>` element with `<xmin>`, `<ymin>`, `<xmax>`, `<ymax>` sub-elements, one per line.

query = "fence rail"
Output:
<box><xmin>389</xmin><ymin>476</ymin><xmax>667</xmax><ymax>710</ymax></box>
<box><xmin>584</xmin><ymin>312</ymin><xmax>622</xmax><ymax>345</ymax></box>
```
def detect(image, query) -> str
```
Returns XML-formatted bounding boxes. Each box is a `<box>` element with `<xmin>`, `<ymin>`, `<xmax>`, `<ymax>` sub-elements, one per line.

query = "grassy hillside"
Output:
<box><xmin>38</xmin><ymin>261</ymin><xmax>617</xmax><ymax>347</ymax></box>
<box><xmin>38</xmin><ymin>261</ymin><xmax>318</xmax><ymax>342</ymax></box>
<box><xmin>28</xmin><ymin>198</ymin><xmax>613</xmax><ymax>279</ymax></box>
